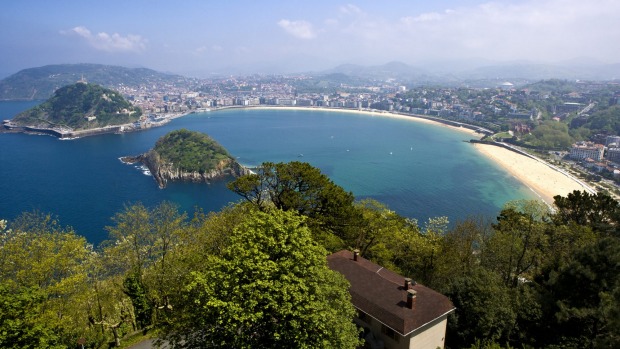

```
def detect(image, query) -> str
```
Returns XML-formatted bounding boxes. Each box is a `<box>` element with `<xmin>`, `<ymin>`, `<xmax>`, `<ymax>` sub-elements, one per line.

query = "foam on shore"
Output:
<box><xmin>209</xmin><ymin>105</ymin><xmax>589</xmax><ymax>206</ymax></box>
<box><xmin>473</xmin><ymin>143</ymin><xmax>592</xmax><ymax>205</ymax></box>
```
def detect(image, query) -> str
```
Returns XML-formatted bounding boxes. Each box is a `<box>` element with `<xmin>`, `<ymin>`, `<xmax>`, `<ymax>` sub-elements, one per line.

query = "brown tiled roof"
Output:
<box><xmin>327</xmin><ymin>250</ymin><xmax>455</xmax><ymax>336</ymax></box>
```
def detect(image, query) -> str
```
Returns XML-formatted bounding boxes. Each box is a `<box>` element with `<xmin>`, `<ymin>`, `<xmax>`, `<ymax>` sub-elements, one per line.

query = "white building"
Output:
<box><xmin>569</xmin><ymin>141</ymin><xmax>604</xmax><ymax>161</ymax></box>
<box><xmin>328</xmin><ymin>250</ymin><xmax>455</xmax><ymax>349</ymax></box>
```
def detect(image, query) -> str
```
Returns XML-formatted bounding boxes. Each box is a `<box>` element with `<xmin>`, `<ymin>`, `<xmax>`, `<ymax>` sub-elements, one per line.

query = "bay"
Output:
<box><xmin>0</xmin><ymin>102</ymin><xmax>534</xmax><ymax>245</ymax></box>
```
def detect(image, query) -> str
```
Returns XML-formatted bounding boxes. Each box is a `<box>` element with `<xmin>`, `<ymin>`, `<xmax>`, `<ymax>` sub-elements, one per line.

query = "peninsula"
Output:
<box><xmin>121</xmin><ymin>129</ymin><xmax>250</xmax><ymax>188</ymax></box>
<box><xmin>4</xmin><ymin>81</ymin><xmax>143</xmax><ymax>138</ymax></box>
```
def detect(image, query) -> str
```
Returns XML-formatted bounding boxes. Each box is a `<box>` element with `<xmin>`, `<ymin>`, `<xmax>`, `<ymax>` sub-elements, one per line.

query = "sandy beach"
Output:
<box><xmin>216</xmin><ymin>105</ymin><xmax>592</xmax><ymax>206</ymax></box>
<box><xmin>473</xmin><ymin>143</ymin><xmax>593</xmax><ymax>205</ymax></box>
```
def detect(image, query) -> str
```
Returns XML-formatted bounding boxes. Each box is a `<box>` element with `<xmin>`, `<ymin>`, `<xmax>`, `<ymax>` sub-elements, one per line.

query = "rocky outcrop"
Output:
<box><xmin>121</xmin><ymin>150</ymin><xmax>251</xmax><ymax>189</ymax></box>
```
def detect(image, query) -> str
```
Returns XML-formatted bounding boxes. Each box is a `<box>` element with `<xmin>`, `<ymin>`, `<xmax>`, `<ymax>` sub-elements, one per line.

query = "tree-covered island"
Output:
<box><xmin>122</xmin><ymin>129</ymin><xmax>250</xmax><ymax>188</ymax></box>
<box><xmin>9</xmin><ymin>82</ymin><xmax>142</xmax><ymax>133</ymax></box>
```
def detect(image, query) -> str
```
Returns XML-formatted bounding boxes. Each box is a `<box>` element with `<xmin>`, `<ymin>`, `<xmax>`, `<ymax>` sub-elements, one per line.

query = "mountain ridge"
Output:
<box><xmin>0</xmin><ymin>63</ymin><xmax>186</xmax><ymax>100</ymax></box>
<box><xmin>10</xmin><ymin>82</ymin><xmax>142</xmax><ymax>131</ymax></box>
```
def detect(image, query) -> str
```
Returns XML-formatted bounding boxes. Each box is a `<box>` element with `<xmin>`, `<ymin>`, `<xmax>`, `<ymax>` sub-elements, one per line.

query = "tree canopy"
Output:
<box><xmin>157</xmin><ymin>208</ymin><xmax>361</xmax><ymax>349</ymax></box>
<box><xmin>152</xmin><ymin>129</ymin><xmax>233</xmax><ymax>174</ymax></box>
<box><xmin>11</xmin><ymin>83</ymin><xmax>141</xmax><ymax>130</ymax></box>
<box><xmin>227</xmin><ymin>161</ymin><xmax>358</xmax><ymax>245</ymax></box>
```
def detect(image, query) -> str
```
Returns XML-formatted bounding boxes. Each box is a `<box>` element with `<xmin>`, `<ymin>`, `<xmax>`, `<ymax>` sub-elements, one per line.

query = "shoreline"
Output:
<box><xmin>218</xmin><ymin>106</ymin><xmax>590</xmax><ymax>205</ymax></box>
<box><xmin>4</xmin><ymin>104</ymin><xmax>593</xmax><ymax>205</ymax></box>
<box><xmin>218</xmin><ymin>105</ymin><xmax>488</xmax><ymax>137</ymax></box>
<box><xmin>236</xmin><ymin>106</ymin><xmax>594</xmax><ymax>207</ymax></box>
<box><xmin>1</xmin><ymin>112</ymin><xmax>188</xmax><ymax>139</ymax></box>
<box><xmin>472</xmin><ymin>142</ymin><xmax>595</xmax><ymax>206</ymax></box>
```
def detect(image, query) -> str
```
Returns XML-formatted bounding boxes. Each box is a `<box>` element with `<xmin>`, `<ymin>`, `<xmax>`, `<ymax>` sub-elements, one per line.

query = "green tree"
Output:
<box><xmin>351</xmin><ymin>199</ymin><xmax>406</xmax><ymax>258</ymax></box>
<box><xmin>0</xmin><ymin>285</ymin><xmax>64</xmax><ymax>349</ymax></box>
<box><xmin>523</xmin><ymin>120</ymin><xmax>573</xmax><ymax>148</ymax></box>
<box><xmin>482</xmin><ymin>200</ymin><xmax>550</xmax><ymax>287</ymax></box>
<box><xmin>104</xmin><ymin>202</ymin><xmax>188</xmax><ymax>330</ymax></box>
<box><xmin>151</xmin><ymin>129</ymin><xmax>233</xmax><ymax>174</ymax></box>
<box><xmin>158</xmin><ymin>208</ymin><xmax>361</xmax><ymax>349</ymax></box>
<box><xmin>444</xmin><ymin>268</ymin><xmax>517</xmax><ymax>348</ymax></box>
<box><xmin>350</xmin><ymin>200</ymin><xmax>449</xmax><ymax>286</ymax></box>
<box><xmin>582</xmin><ymin>105</ymin><xmax>620</xmax><ymax>135</ymax></box>
<box><xmin>539</xmin><ymin>237</ymin><xmax>620</xmax><ymax>348</ymax></box>
<box><xmin>435</xmin><ymin>216</ymin><xmax>492</xmax><ymax>285</ymax></box>
<box><xmin>0</xmin><ymin>212</ymin><xmax>93</xmax><ymax>347</ymax></box>
<box><xmin>553</xmin><ymin>190</ymin><xmax>620</xmax><ymax>236</ymax></box>
<box><xmin>227</xmin><ymin>161</ymin><xmax>357</xmax><ymax>244</ymax></box>
<box><xmin>84</xmin><ymin>253</ymin><xmax>136</xmax><ymax>348</ymax></box>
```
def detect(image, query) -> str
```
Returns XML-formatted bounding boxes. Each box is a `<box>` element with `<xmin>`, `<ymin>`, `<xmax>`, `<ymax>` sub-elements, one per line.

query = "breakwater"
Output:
<box><xmin>3</xmin><ymin>123</ymin><xmax>122</xmax><ymax>138</ymax></box>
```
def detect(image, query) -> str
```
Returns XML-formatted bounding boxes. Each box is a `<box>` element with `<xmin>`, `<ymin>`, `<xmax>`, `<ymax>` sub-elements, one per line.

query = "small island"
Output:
<box><xmin>121</xmin><ymin>129</ymin><xmax>250</xmax><ymax>188</ymax></box>
<box><xmin>5</xmin><ymin>81</ymin><xmax>143</xmax><ymax>138</ymax></box>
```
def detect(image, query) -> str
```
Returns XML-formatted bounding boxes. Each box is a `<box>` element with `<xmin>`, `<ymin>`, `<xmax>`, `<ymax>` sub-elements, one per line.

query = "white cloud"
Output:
<box><xmin>63</xmin><ymin>26</ymin><xmax>147</xmax><ymax>52</ymax></box>
<box><xmin>277</xmin><ymin>19</ymin><xmax>316</xmax><ymax>39</ymax></box>
<box><xmin>312</xmin><ymin>0</ymin><xmax>620</xmax><ymax>64</ymax></box>
<box><xmin>195</xmin><ymin>46</ymin><xmax>207</xmax><ymax>54</ymax></box>
<box><xmin>339</xmin><ymin>4</ymin><xmax>362</xmax><ymax>15</ymax></box>
<box><xmin>403</xmin><ymin>12</ymin><xmax>443</xmax><ymax>23</ymax></box>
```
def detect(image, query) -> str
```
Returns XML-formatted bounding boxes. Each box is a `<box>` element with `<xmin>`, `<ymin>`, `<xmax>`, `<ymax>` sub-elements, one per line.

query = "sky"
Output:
<box><xmin>1</xmin><ymin>0</ymin><xmax>619</xmax><ymax>77</ymax></box>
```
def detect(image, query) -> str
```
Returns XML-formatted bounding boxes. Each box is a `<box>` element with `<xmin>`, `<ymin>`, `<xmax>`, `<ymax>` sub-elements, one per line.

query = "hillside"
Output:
<box><xmin>10</xmin><ymin>82</ymin><xmax>142</xmax><ymax>130</ymax></box>
<box><xmin>0</xmin><ymin>63</ymin><xmax>185</xmax><ymax>100</ymax></box>
<box><xmin>123</xmin><ymin>129</ymin><xmax>249</xmax><ymax>188</ymax></box>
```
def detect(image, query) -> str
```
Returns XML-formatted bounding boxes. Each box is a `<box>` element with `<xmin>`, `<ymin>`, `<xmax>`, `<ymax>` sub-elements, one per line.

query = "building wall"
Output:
<box><xmin>355</xmin><ymin>311</ymin><xmax>448</xmax><ymax>349</ymax></box>
<box><xmin>407</xmin><ymin>315</ymin><xmax>448</xmax><ymax>349</ymax></box>
<box><xmin>606</xmin><ymin>136</ymin><xmax>620</xmax><ymax>147</ymax></box>
<box><xmin>607</xmin><ymin>148</ymin><xmax>620</xmax><ymax>164</ymax></box>
<box><xmin>570</xmin><ymin>142</ymin><xmax>604</xmax><ymax>161</ymax></box>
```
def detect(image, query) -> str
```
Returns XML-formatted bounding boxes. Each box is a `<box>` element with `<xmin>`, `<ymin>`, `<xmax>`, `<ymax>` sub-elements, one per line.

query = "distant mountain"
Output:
<box><xmin>0</xmin><ymin>63</ymin><xmax>185</xmax><ymax>100</ymax></box>
<box><xmin>321</xmin><ymin>61</ymin><xmax>430</xmax><ymax>81</ymax></box>
<box><xmin>11</xmin><ymin>82</ymin><xmax>141</xmax><ymax>130</ymax></box>
<box><xmin>459</xmin><ymin>62</ymin><xmax>620</xmax><ymax>80</ymax></box>
<box><xmin>319</xmin><ymin>60</ymin><xmax>620</xmax><ymax>85</ymax></box>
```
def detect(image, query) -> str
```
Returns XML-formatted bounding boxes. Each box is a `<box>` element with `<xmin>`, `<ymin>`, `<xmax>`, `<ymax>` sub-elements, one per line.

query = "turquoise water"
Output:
<box><xmin>0</xmin><ymin>103</ymin><xmax>533</xmax><ymax>245</ymax></box>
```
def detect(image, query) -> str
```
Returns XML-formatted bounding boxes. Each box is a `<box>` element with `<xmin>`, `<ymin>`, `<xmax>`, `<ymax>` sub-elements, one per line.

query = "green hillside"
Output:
<box><xmin>11</xmin><ymin>82</ymin><xmax>142</xmax><ymax>130</ymax></box>
<box><xmin>0</xmin><ymin>63</ymin><xmax>185</xmax><ymax>100</ymax></box>
<box><xmin>152</xmin><ymin>129</ymin><xmax>233</xmax><ymax>174</ymax></box>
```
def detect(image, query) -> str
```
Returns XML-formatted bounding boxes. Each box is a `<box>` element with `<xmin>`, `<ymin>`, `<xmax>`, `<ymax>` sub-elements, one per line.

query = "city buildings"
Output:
<box><xmin>569</xmin><ymin>141</ymin><xmax>605</xmax><ymax>161</ymax></box>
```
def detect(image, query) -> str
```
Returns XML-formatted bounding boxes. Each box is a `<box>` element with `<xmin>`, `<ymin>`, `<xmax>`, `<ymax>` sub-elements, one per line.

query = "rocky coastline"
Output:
<box><xmin>120</xmin><ymin>150</ymin><xmax>251</xmax><ymax>189</ymax></box>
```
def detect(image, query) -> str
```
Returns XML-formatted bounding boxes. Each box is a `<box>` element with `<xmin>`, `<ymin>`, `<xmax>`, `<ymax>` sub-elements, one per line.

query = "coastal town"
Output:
<box><xmin>105</xmin><ymin>73</ymin><xmax>620</xmax><ymax>197</ymax></box>
<box><xmin>3</xmin><ymin>1</ymin><xmax>620</xmax><ymax>348</ymax></box>
<box><xmin>2</xmin><ymin>71</ymin><xmax>620</xmax><ymax>199</ymax></box>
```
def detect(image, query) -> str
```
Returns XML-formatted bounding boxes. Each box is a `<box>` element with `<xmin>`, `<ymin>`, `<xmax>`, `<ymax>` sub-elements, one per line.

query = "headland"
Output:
<box><xmin>120</xmin><ymin>129</ymin><xmax>250</xmax><ymax>188</ymax></box>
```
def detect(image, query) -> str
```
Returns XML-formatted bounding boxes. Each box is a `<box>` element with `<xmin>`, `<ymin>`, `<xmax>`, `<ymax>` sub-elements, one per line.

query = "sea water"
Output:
<box><xmin>0</xmin><ymin>103</ymin><xmax>533</xmax><ymax>245</ymax></box>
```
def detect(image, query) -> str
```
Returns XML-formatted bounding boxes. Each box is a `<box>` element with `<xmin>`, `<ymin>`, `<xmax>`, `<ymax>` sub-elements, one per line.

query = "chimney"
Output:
<box><xmin>407</xmin><ymin>289</ymin><xmax>417</xmax><ymax>309</ymax></box>
<box><xmin>353</xmin><ymin>249</ymin><xmax>359</xmax><ymax>261</ymax></box>
<box><xmin>404</xmin><ymin>278</ymin><xmax>412</xmax><ymax>289</ymax></box>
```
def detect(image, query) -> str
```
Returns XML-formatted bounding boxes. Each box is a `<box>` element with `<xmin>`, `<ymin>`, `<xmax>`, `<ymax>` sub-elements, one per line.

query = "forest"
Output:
<box><xmin>10</xmin><ymin>83</ymin><xmax>141</xmax><ymax>130</ymax></box>
<box><xmin>151</xmin><ymin>129</ymin><xmax>233</xmax><ymax>174</ymax></box>
<box><xmin>1</xmin><ymin>161</ymin><xmax>619</xmax><ymax>348</ymax></box>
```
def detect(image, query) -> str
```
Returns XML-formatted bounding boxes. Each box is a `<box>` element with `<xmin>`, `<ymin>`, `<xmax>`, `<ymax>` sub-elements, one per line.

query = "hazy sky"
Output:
<box><xmin>2</xmin><ymin>0</ymin><xmax>619</xmax><ymax>76</ymax></box>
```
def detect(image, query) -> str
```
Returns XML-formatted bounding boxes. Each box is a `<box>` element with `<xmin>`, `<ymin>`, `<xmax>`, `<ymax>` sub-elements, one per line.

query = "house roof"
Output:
<box><xmin>327</xmin><ymin>250</ymin><xmax>455</xmax><ymax>336</ymax></box>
